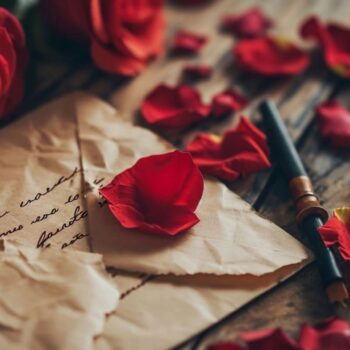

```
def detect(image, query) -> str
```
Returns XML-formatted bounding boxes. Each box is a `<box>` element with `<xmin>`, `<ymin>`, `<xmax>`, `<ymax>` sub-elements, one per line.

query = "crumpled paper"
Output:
<box><xmin>0</xmin><ymin>239</ymin><xmax>119</xmax><ymax>350</ymax></box>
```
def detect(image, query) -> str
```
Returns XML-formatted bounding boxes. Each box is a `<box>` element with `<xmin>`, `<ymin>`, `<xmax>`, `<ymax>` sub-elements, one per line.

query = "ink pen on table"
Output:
<box><xmin>259</xmin><ymin>100</ymin><xmax>349</xmax><ymax>306</ymax></box>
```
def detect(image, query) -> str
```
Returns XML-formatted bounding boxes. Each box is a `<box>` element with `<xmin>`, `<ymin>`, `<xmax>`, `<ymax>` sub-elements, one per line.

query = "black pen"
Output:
<box><xmin>259</xmin><ymin>100</ymin><xmax>348</xmax><ymax>305</ymax></box>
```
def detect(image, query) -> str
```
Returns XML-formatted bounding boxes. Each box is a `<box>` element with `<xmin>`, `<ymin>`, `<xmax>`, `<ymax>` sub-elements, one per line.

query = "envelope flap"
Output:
<box><xmin>75</xmin><ymin>95</ymin><xmax>310</xmax><ymax>276</ymax></box>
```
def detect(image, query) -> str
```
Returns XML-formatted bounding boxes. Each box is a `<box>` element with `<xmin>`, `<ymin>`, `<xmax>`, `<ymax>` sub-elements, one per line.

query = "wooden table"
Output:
<box><xmin>8</xmin><ymin>0</ymin><xmax>350</xmax><ymax>348</ymax></box>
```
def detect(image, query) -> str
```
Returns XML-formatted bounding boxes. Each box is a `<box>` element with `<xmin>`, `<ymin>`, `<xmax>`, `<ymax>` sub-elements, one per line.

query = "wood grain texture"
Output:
<box><xmin>5</xmin><ymin>0</ymin><xmax>350</xmax><ymax>348</ymax></box>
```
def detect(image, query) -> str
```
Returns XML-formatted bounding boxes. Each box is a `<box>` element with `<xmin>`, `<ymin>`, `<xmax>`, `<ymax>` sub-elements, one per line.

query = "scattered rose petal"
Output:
<box><xmin>319</xmin><ymin>207</ymin><xmax>350</xmax><ymax>262</ymax></box>
<box><xmin>141</xmin><ymin>84</ymin><xmax>210</xmax><ymax>128</ymax></box>
<box><xmin>208</xmin><ymin>342</ymin><xmax>244</xmax><ymax>350</ymax></box>
<box><xmin>241</xmin><ymin>328</ymin><xmax>300</xmax><ymax>350</ymax></box>
<box><xmin>300</xmin><ymin>16</ymin><xmax>350</xmax><ymax>77</ymax></box>
<box><xmin>208</xmin><ymin>318</ymin><xmax>350</xmax><ymax>350</ymax></box>
<box><xmin>182</xmin><ymin>64</ymin><xmax>212</xmax><ymax>80</ymax></box>
<box><xmin>234</xmin><ymin>37</ymin><xmax>309</xmax><ymax>75</ymax></box>
<box><xmin>100</xmin><ymin>150</ymin><xmax>204</xmax><ymax>236</ymax></box>
<box><xmin>0</xmin><ymin>7</ymin><xmax>28</xmax><ymax>119</ymax></box>
<box><xmin>222</xmin><ymin>7</ymin><xmax>273</xmax><ymax>39</ymax></box>
<box><xmin>315</xmin><ymin>100</ymin><xmax>350</xmax><ymax>148</ymax></box>
<box><xmin>186</xmin><ymin>117</ymin><xmax>271</xmax><ymax>181</ymax></box>
<box><xmin>211</xmin><ymin>88</ymin><xmax>248</xmax><ymax>117</ymax></box>
<box><xmin>172</xmin><ymin>30</ymin><xmax>208</xmax><ymax>54</ymax></box>
<box><xmin>299</xmin><ymin>317</ymin><xmax>350</xmax><ymax>350</ymax></box>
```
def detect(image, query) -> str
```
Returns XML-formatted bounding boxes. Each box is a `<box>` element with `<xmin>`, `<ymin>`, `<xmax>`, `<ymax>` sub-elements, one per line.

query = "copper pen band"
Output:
<box><xmin>289</xmin><ymin>176</ymin><xmax>329</xmax><ymax>225</ymax></box>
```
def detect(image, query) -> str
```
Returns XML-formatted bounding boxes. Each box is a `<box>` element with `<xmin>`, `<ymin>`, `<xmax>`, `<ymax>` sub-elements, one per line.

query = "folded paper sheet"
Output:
<box><xmin>0</xmin><ymin>240</ymin><xmax>119</xmax><ymax>350</ymax></box>
<box><xmin>76</xmin><ymin>95</ymin><xmax>308</xmax><ymax>276</ymax></box>
<box><xmin>0</xmin><ymin>92</ymin><xmax>311</xmax><ymax>350</ymax></box>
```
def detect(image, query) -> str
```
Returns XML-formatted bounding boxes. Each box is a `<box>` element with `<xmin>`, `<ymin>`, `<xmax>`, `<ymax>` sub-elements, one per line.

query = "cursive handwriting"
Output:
<box><xmin>0</xmin><ymin>224</ymin><xmax>24</xmax><ymax>238</ymax></box>
<box><xmin>64</xmin><ymin>193</ymin><xmax>80</xmax><ymax>204</ymax></box>
<box><xmin>93</xmin><ymin>177</ymin><xmax>105</xmax><ymax>188</ymax></box>
<box><xmin>20</xmin><ymin>167</ymin><xmax>81</xmax><ymax>208</ymax></box>
<box><xmin>31</xmin><ymin>208</ymin><xmax>59</xmax><ymax>224</ymax></box>
<box><xmin>36</xmin><ymin>205</ymin><xmax>88</xmax><ymax>248</ymax></box>
<box><xmin>0</xmin><ymin>211</ymin><xmax>9</xmax><ymax>219</ymax></box>
<box><xmin>61</xmin><ymin>232</ymin><xmax>88</xmax><ymax>249</ymax></box>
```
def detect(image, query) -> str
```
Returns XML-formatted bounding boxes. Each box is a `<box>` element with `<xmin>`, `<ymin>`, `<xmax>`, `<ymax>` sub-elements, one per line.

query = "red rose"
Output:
<box><xmin>300</xmin><ymin>16</ymin><xmax>350</xmax><ymax>77</ymax></box>
<box><xmin>40</xmin><ymin>0</ymin><xmax>165</xmax><ymax>76</ymax></box>
<box><xmin>141</xmin><ymin>84</ymin><xmax>210</xmax><ymax>128</ymax></box>
<box><xmin>0</xmin><ymin>8</ymin><xmax>28</xmax><ymax>119</ymax></box>
<box><xmin>234</xmin><ymin>37</ymin><xmax>309</xmax><ymax>76</ymax></box>
<box><xmin>186</xmin><ymin>117</ymin><xmax>271</xmax><ymax>181</ymax></box>
<box><xmin>100</xmin><ymin>150</ymin><xmax>204</xmax><ymax>236</ymax></box>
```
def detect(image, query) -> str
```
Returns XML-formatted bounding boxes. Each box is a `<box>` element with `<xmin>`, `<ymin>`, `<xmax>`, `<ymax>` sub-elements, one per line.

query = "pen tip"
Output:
<box><xmin>326</xmin><ymin>281</ymin><xmax>349</xmax><ymax>307</ymax></box>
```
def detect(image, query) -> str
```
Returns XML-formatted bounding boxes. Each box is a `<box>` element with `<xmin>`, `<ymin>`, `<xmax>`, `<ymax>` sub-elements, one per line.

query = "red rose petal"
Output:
<box><xmin>211</xmin><ymin>88</ymin><xmax>247</xmax><ymax>117</ymax></box>
<box><xmin>241</xmin><ymin>328</ymin><xmax>300</xmax><ymax>350</ymax></box>
<box><xmin>315</xmin><ymin>100</ymin><xmax>350</xmax><ymax>148</ymax></box>
<box><xmin>222</xmin><ymin>7</ymin><xmax>273</xmax><ymax>39</ymax></box>
<box><xmin>172</xmin><ymin>30</ymin><xmax>208</xmax><ymax>54</ymax></box>
<box><xmin>182</xmin><ymin>64</ymin><xmax>212</xmax><ymax>80</ymax></box>
<box><xmin>100</xmin><ymin>150</ymin><xmax>204</xmax><ymax>236</ymax></box>
<box><xmin>300</xmin><ymin>16</ymin><xmax>350</xmax><ymax>77</ymax></box>
<box><xmin>319</xmin><ymin>207</ymin><xmax>350</xmax><ymax>262</ymax></box>
<box><xmin>299</xmin><ymin>317</ymin><xmax>350</xmax><ymax>350</ymax></box>
<box><xmin>141</xmin><ymin>84</ymin><xmax>210</xmax><ymax>128</ymax></box>
<box><xmin>234</xmin><ymin>37</ymin><xmax>309</xmax><ymax>75</ymax></box>
<box><xmin>186</xmin><ymin>117</ymin><xmax>271</xmax><ymax>181</ymax></box>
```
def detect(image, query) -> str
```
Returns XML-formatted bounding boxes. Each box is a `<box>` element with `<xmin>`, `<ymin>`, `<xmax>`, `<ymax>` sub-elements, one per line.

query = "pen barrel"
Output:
<box><xmin>259</xmin><ymin>100</ymin><xmax>306</xmax><ymax>179</ymax></box>
<box><xmin>259</xmin><ymin>100</ymin><xmax>328</xmax><ymax>224</ymax></box>
<box><xmin>259</xmin><ymin>100</ymin><xmax>343</xmax><ymax>287</ymax></box>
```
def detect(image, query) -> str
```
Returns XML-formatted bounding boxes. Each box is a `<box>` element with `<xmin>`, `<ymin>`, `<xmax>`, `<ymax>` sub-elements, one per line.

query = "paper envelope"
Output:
<box><xmin>0</xmin><ymin>92</ymin><xmax>311</xmax><ymax>350</ymax></box>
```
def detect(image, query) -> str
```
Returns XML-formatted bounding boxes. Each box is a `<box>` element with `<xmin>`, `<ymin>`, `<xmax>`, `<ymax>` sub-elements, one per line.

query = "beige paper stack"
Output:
<box><xmin>0</xmin><ymin>92</ymin><xmax>311</xmax><ymax>350</ymax></box>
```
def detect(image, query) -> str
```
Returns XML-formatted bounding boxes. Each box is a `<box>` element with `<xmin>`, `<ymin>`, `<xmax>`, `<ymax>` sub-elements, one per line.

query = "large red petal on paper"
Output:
<box><xmin>299</xmin><ymin>317</ymin><xmax>350</xmax><ymax>350</ymax></box>
<box><xmin>182</xmin><ymin>64</ymin><xmax>212</xmax><ymax>80</ymax></box>
<box><xmin>186</xmin><ymin>117</ymin><xmax>271</xmax><ymax>181</ymax></box>
<box><xmin>319</xmin><ymin>207</ymin><xmax>350</xmax><ymax>262</ymax></box>
<box><xmin>211</xmin><ymin>88</ymin><xmax>247</xmax><ymax>117</ymax></box>
<box><xmin>315</xmin><ymin>100</ymin><xmax>350</xmax><ymax>148</ymax></box>
<box><xmin>100</xmin><ymin>150</ymin><xmax>204</xmax><ymax>236</ymax></box>
<box><xmin>300</xmin><ymin>16</ymin><xmax>350</xmax><ymax>77</ymax></box>
<box><xmin>241</xmin><ymin>328</ymin><xmax>300</xmax><ymax>350</ymax></box>
<box><xmin>234</xmin><ymin>37</ymin><xmax>309</xmax><ymax>75</ymax></box>
<box><xmin>222</xmin><ymin>7</ymin><xmax>273</xmax><ymax>39</ymax></box>
<box><xmin>172</xmin><ymin>30</ymin><xmax>208</xmax><ymax>54</ymax></box>
<box><xmin>141</xmin><ymin>84</ymin><xmax>210</xmax><ymax>128</ymax></box>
